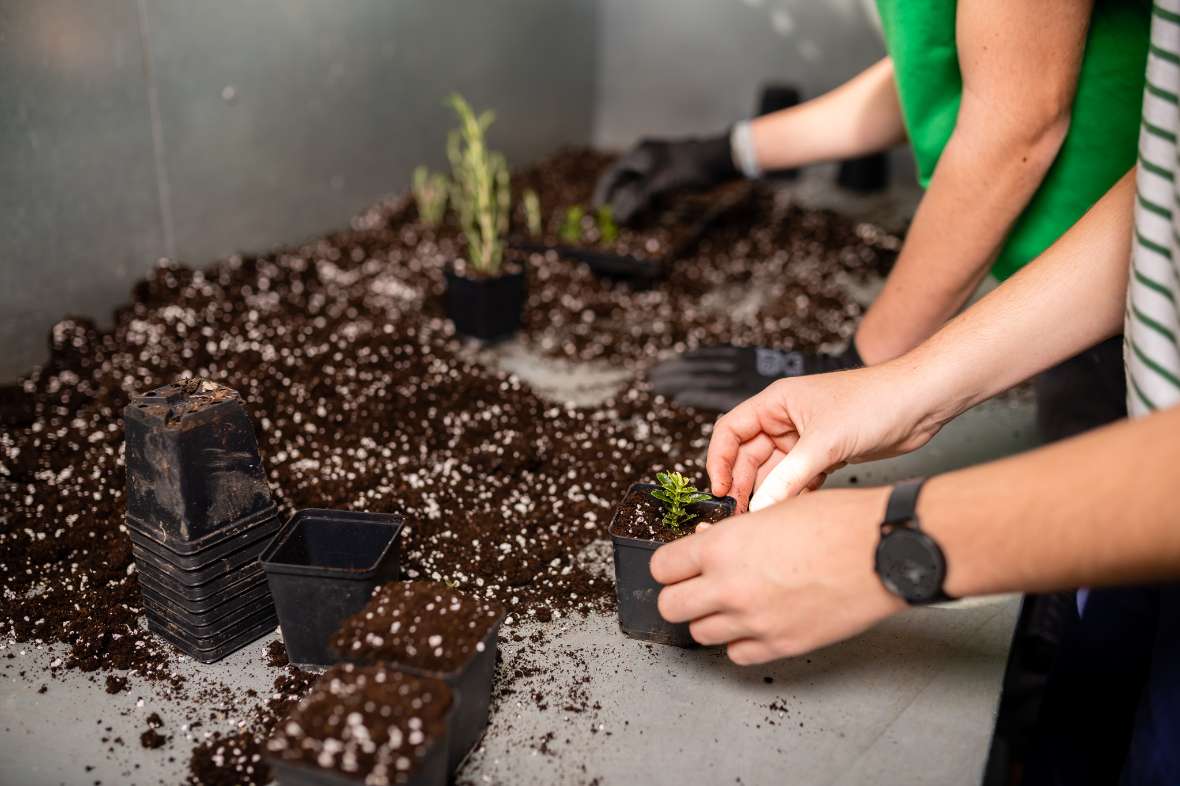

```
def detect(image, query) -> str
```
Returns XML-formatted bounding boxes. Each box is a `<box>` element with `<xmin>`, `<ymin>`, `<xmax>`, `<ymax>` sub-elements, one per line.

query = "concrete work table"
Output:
<box><xmin>1</xmin><ymin>176</ymin><xmax>1037</xmax><ymax>785</ymax></box>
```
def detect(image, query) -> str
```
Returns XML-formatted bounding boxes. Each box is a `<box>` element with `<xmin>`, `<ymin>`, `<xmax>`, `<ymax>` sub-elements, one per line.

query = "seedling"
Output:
<box><xmin>523</xmin><ymin>189</ymin><xmax>543</xmax><ymax>238</ymax></box>
<box><xmin>446</xmin><ymin>94</ymin><xmax>511</xmax><ymax>276</ymax></box>
<box><xmin>650</xmin><ymin>471</ymin><xmax>711</xmax><ymax>530</ymax></box>
<box><xmin>412</xmin><ymin>166</ymin><xmax>449</xmax><ymax>227</ymax></box>
<box><xmin>596</xmin><ymin>205</ymin><xmax>618</xmax><ymax>245</ymax></box>
<box><xmin>559</xmin><ymin>205</ymin><xmax>584</xmax><ymax>244</ymax></box>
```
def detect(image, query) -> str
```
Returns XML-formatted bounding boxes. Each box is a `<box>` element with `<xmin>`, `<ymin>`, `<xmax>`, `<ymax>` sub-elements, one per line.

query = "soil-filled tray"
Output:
<box><xmin>261</xmin><ymin>509</ymin><xmax>405</xmax><ymax>665</ymax></box>
<box><xmin>266</xmin><ymin>664</ymin><xmax>452</xmax><ymax>786</ymax></box>
<box><xmin>510</xmin><ymin>149</ymin><xmax>755</xmax><ymax>282</ymax></box>
<box><xmin>125</xmin><ymin>503</ymin><xmax>280</xmax><ymax>562</ymax></box>
<box><xmin>139</xmin><ymin>575</ymin><xmax>273</xmax><ymax>627</ymax></box>
<box><xmin>609</xmin><ymin>482</ymin><xmax>735</xmax><ymax>647</ymax></box>
<box><xmin>331</xmin><ymin>581</ymin><xmax>504</xmax><ymax>774</ymax></box>
<box><xmin>129</xmin><ymin>525</ymin><xmax>271</xmax><ymax>586</ymax></box>
<box><xmin>147</xmin><ymin>609</ymin><xmax>278</xmax><ymax>664</ymax></box>
<box><xmin>124</xmin><ymin>380</ymin><xmax>275</xmax><ymax>545</ymax></box>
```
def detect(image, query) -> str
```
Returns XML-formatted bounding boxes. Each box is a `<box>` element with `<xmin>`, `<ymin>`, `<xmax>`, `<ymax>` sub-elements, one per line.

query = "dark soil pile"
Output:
<box><xmin>609</xmin><ymin>487</ymin><xmax>730</xmax><ymax>543</ymax></box>
<box><xmin>0</xmin><ymin>147</ymin><xmax>898</xmax><ymax>784</ymax></box>
<box><xmin>265</xmin><ymin>664</ymin><xmax>451</xmax><ymax>783</ymax></box>
<box><xmin>331</xmin><ymin>581</ymin><xmax>502</xmax><ymax>671</ymax></box>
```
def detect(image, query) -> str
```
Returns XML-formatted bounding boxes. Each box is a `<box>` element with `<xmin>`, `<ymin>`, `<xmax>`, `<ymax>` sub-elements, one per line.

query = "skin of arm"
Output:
<box><xmin>748</xmin><ymin>58</ymin><xmax>907</xmax><ymax>170</ymax></box>
<box><xmin>853</xmin><ymin>0</ymin><xmax>1094</xmax><ymax>365</ymax></box>
<box><xmin>709</xmin><ymin>169</ymin><xmax>1134</xmax><ymax>512</ymax></box>
<box><xmin>650</xmin><ymin>405</ymin><xmax>1180</xmax><ymax>665</ymax></box>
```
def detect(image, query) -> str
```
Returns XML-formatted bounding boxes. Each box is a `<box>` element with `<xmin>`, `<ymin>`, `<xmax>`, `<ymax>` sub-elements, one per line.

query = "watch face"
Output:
<box><xmin>875</xmin><ymin>528</ymin><xmax>946</xmax><ymax>603</ymax></box>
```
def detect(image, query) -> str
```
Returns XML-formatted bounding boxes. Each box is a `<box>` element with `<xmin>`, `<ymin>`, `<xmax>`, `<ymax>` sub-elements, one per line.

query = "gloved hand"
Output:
<box><xmin>593</xmin><ymin>133</ymin><xmax>738</xmax><ymax>225</ymax></box>
<box><xmin>648</xmin><ymin>344</ymin><xmax>863</xmax><ymax>412</ymax></box>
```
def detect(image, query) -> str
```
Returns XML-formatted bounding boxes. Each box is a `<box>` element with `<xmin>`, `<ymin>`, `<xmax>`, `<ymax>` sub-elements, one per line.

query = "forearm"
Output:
<box><xmin>748</xmin><ymin>58</ymin><xmax>905</xmax><ymax>171</ymax></box>
<box><xmin>895</xmin><ymin>170</ymin><xmax>1134</xmax><ymax>429</ymax></box>
<box><xmin>924</xmin><ymin>405</ymin><xmax>1180</xmax><ymax>597</ymax></box>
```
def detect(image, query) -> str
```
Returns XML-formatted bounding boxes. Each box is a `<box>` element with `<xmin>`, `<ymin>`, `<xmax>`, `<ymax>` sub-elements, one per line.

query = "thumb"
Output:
<box><xmin>748</xmin><ymin>438</ymin><xmax>826</xmax><ymax>511</ymax></box>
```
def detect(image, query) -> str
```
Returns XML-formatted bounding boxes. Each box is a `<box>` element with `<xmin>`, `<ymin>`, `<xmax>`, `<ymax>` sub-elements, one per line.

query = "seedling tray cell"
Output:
<box><xmin>260</xmin><ymin>509</ymin><xmax>404</xmax><ymax>665</ymax></box>
<box><xmin>610</xmin><ymin>483</ymin><xmax>736</xmax><ymax>648</ymax></box>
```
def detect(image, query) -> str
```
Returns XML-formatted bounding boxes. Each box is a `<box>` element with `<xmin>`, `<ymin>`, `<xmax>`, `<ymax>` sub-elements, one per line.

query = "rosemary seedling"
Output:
<box><xmin>650</xmin><ymin>471</ymin><xmax>712</xmax><ymax>530</ymax></box>
<box><xmin>596</xmin><ymin>204</ymin><xmax>618</xmax><ymax>245</ymax></box>
<box><xmin>412</xmin><ymin>165</ymin><xmax>449</xmax><ymax>227</ymax></box>
<box><xmin>559</xmin><ymin>205</ymin><xmax>585</xmax><ymax>244</ymax></box>
<box><xmin>523</xmin><ymin>189</ymin><xmax>543</xmax><ymax>238</ymax></box>
<box><xmin>446</xmin><ymin>94</ymin><xmax>511</xmax><ymax>275</ymax></box>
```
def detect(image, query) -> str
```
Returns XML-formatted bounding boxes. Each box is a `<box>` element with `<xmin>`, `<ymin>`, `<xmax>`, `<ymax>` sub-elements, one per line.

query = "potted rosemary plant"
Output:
<box><xmin>443</xmin><ymin>94</ymin><xmax>524</xmax><ymax>342</ymax></box>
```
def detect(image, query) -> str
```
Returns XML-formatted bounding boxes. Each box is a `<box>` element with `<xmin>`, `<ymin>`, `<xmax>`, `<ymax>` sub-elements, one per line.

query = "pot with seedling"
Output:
<box><xmin>608</xmin><ymin>471</ymin><xmax>735</xmax><ymax>646</ymax></box>
<box><xmin>442</xmin><ymin>93</ymin><xmax>525</xmax><ymax>342</ymax></box>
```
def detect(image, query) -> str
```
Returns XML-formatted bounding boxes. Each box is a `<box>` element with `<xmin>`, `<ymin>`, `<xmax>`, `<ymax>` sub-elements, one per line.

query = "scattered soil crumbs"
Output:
<box><xmin>609</xmin><ymin>487</ymin><xmax>729</xmax><ymax>543</ymax></box>
<box><xmin>264</xmin><ymin>639</ymin><xmax>289</xmax><ymax>668</ymax></box>
<box><xmin>0</xmin><ymin>147</ymin><xmax>899</xmax><ymax>784</ymax></box>
<box><xmin>331</xmin><ymin>580</ymin><xmax>502</xmax><ymax>671</ymax></box>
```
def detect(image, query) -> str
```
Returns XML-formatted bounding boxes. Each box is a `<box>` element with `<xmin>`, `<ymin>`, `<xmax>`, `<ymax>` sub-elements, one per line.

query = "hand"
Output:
<box><xmin>651</xmin><ymin>488</ymin><xmax>905</xmax><ymax>664</ymax></box>
<box><xmin>707</xmin><ymin>363</ymin><xmax>943</xmax><ymax>511</ymax></box>
<box><xmin>592</xmin><ymin>135</ymin><xmax>737</xmax><ymax>224</ymax></box>
<box><xmin>648</xmin><ymin>344</ymin><xmax>862</xmax><ymax>413</ymax></box>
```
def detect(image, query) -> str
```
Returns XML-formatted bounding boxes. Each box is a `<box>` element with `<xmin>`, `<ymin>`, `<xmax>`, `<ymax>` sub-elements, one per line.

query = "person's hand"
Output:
<box><xmin>708</xmin><ymin>364</ymin><xmax>944</xmax><ymax>511</ymax></box>
<box><xmin>651</xmin><ymin>487</ymin><xmax>905</xmax><ymax>664</ymax></box>
<box><xmin>593</xmin><ymin>134</ymin><xmax>737</xmax><ymax>225</ymax></box>
<box><xmin>649</xmin><ymin>345</ymin><xmax>862</xmax><ymax>413</ymax></box>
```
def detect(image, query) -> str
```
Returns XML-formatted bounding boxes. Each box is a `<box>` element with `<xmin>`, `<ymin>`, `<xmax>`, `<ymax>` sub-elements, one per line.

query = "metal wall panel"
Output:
<box><xmin>0</xmin><ymin>0</ymin><xmax>166</xmax><ymax>379</ymax></box>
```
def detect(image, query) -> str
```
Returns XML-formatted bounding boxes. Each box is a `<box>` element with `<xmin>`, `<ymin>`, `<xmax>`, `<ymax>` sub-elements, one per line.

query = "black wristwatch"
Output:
<box><xmin>874</xmin><ymin>478</ymin><xmax>955</xmax><ymax>605</ymax></box>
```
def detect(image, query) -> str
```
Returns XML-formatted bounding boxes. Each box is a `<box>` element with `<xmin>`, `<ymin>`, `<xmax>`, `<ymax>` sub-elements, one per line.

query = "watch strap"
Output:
<box><xmin>883</xmin><ymin>477</ymin><xmax>928</xmax><ymax>527</ymax></box>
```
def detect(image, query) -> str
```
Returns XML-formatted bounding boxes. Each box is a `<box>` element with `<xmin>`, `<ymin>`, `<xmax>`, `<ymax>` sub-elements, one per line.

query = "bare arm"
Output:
<box><xmin>855</xmin><ymin>0</ymin><xmax>1094</xmax><ymax>364</ymax></box>
<box><xmin>748</xmin><ymin>58</ymin><xmax>906</xmax><ymax>170</ymax></box>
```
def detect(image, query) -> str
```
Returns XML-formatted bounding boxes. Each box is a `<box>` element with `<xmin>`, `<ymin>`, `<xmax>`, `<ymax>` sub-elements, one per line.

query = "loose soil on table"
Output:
<box><xmin>609</xmin><ymin>488</ymin><xmax>730</xmax><ymax>543</ymax></box>
<box><xmin>0</xmin><ymin>146</ymin><xmax>899</xmax><ymax>784</ymax></box>
<box><xmin>331</xmin><ymin>580</ymin><xmax>502</xmax><ymax>672</ymax></box>
<box><xmin>265</xmin><ymin>664</ymin><xmax>451</xmax><ymax>783</ymax></box>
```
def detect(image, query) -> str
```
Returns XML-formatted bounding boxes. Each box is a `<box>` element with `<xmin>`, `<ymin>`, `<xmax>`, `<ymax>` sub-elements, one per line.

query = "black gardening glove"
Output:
<box><xmin>648</xmin><ymin>344</ymin><xmax>864</xmax><ymax>412</ymax></box>
<box><xmin>593</xmin><ymin>133</ymin><xmax>738</xmax><ymax>225</ymax></box>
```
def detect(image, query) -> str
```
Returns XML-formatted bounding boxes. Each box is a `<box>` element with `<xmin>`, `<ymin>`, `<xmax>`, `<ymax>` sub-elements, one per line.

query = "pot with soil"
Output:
<box><xmin>609</xmin><ymin>473</ymin><xmax>735</xmax><ymax>647</ymax></box>
<box><xmin>260</xmin><ymin>509</ymin><xmax>405</xmax><ymax>665</ymax></box>
<box><xmin>331</xmin><ymin>580</ymin><xmax>504</xmax><ymax>775</ymax></box>
<box><xmin>444</xmin><ymin>261</ymin><xmax>527</xmax><ymax>342</ymax></box>
<box><xmin>266</xmin><ymin>663</ymin><xmax>453</xmax><ymax>786</ymax></box>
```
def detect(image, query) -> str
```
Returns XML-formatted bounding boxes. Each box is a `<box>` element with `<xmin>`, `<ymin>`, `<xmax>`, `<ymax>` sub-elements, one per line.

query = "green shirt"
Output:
<box><xmin>876</xmin><ymin>0</ymin><xmax>1150</xmax><ymax>280</ymax></box>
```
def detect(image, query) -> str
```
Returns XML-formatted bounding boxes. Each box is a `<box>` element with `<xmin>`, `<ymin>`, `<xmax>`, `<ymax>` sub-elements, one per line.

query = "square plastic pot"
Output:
<box><xmin>260</xmin><ymin>509</ymin><xmax>404</xmax><ymax>666</ymax></box>
<box><xmin>142</xmin><ymin>589</ymin><xmax>273</xmax><ymax>638</ymax></box>
<box><xmin>341</xmin><ymin>620</ymin><xmax>502</xmax><ymax>775</ymax></box>
<box><xmin>129</xmin><ymin>525</ymin><xmax>271</xmax><ymax>586</ymax></box>
<box><xmin>138</xmin><ymin>567</ymin><xmax>269</xmax><ymax>612</ymax></box>
<box><xmin>610</xmin><ymin>483</ymin><xmax>736</xmax><ymax>647</ymax></box>
<box><xmin>147</xmin><ymin>607</ymin><xmax>277</xmax><ymax>664</ymax></box>
<box><xmin>443</xmin><ymin>266</ymin><xmax>526</xmax><ymax>342</ymax></box>
<box><xmin>139</xmin><ymin>574</ymin><xmax>273</xmax><ymax>627</ymax></box>
<box><xmin>267</xmin><ymin>701</ymin><xmax>452</xmax><ymax>786</ymax></box>
<box><xmin>124</xmin><ymin>380</ymin><xmax>274</xmax><ymax>544</ymax></box>
<box><xmin>139</xmin><ymin>558</ymin><xmax>266</xmax><ymax>597</ymax></box>
<box><xmin>125</xmin><ymin>504</ymin><xmax>281</xmax><ymax>566</ymax></box>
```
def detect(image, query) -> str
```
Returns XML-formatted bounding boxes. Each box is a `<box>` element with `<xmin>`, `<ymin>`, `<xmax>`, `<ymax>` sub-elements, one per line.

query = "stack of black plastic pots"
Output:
<box><xmin>124</xmin><ymin>379</ymin><xmax>280</xmax><ymax>663</ymax></box>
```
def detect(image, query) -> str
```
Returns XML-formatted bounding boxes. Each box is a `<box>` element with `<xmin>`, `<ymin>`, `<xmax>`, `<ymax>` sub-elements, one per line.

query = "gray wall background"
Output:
<box><xmin>1</xmin><ymin>0</ymin><xmax>888</xmax><ymax>382</ymax></box>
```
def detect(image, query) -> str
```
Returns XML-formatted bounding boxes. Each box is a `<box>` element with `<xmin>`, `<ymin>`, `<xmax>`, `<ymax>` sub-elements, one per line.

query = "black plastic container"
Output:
<box><xmin>443</xmin><ymin>266</ymin><xmax>526</xmax><ymax>342</ymax></box>
<box><xmin>147</xmin><ymin>610</ymin><xmax>278</xmax><ymax>664</ymax></box>
<box><xmin>139</xmin><ymin>575</ymin><xmax>273</xmax><ymax>627</ymax></box>
<box><xmin>837</xmin><ymin>152</ymin><xmax>890</xmax><ymax>193</ymax></box>
<box><xmin>756</xmin><ymin>83</ymin><xmax>802</xmax><ymax>181</ymax></box>
<box><xmin>609</xmin><ymin>483</ymin><xmax>736</xmax><ymax>647</ymax></box>
<box><xmin>130</xmin><ymin>529</ymin><xmax>269</xmax><ymax>586</ymax></box>
<box><xmin>147</xmin><ymin>599</ymin><xmax>277</xmax><ymax>644</ymax></box>
<box><xmin>141</xmin><ymin>558</ymin><xmax>266</xmax><ymax>598</ymax></box>
<box><xmin>267</xmin><ymin>697</ymin><xmax>452</xmax><ymax>786</ymax></box>
<box><xmin>124</xmin><ymin>380</ymin><xmax>273</xmax><ymax>544</ymax></box>
<box><xmin>125</xmin><ymin>504</ymin><xmax>281</xmax><ymax>567</ymax></box>
<box><xmin>260</xmin><ymin>509</ymin><xmax>405</xmax><ymax>665</ymax></box>
<box><xmin>138</xmin><ymin>567</ymin><xmax>269</xmax><ymax>611</ymax></box>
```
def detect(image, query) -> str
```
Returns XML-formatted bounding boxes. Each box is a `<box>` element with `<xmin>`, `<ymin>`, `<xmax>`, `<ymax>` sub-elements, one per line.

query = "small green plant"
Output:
<box><xmin>559</xmin><ymin>205</ymin><xmax>585</xmax><ymax>244</ymax></box>
<box><xmin>523</xmin><ymin>188</ymin><xmax>543</xmax><ymax>238</ymax></box>
<box><xmin>412</xmin><ymin>165</ymin><xmax>449</xmax><ymax>227</ymax></box>
<box><xmin>650</xmin><ymin>471</ymin><xmax>712</xmax><ymax>530</ymax></box>
<box><xmin>446</xmin><ymin>94</ymin><xmax>511</xmax><ymax>275</ymax></box>
<box><xmin>596</xmin><ymin>204</ymin><xmax>618</xmax><ymax>245</ymax></box>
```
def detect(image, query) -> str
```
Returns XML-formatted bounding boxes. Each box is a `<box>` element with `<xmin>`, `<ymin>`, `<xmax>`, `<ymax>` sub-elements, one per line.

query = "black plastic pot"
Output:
<box><xmin>138</xmin><ymin>567</ymin><xmax>269</xmax><ymax>611</ymax></box>
<box><xmin>147</xmin><ymin>609</ymin><xmax>278</xmax><ymax>664</ymax></box>
<box><xmin>129</xmin><ymin>527</ymin><xmax>270</xmax><ymax>586</ymax></box>
<box><xmin>260</xmin><ymin>509</ymin><xmax>405</xmax><ymax>665</ymax></box>
<box><xmin>145</xmin><ymin>598</ymin><xmax>277</xmax><ymax>644</ymax></box>
<box><xmin>139</xmin><ymin>575</ymin><xmax>273</xmax><ymax>626</ymax></box>
<box><xmin>125</xmin><ymin>504</ymin><xmax>281</xmax><ymax>566</ymax></box>
<box><xmin>140</xmin><ymin>558</ymin><xmax>266</xmax><ymax>598</ymax></box>
<box><xmin>609</xmin><ymin>483</ymin><xmax>736</xmax><ymax>647</ymax></box>
<box><xmin>837</xmin><ymin>152</ymin><xmax>890</xmax><ymax>193</ymax></box>
<box><xmin>443</xmin><ymin>266</ymin><xmax>526</xmax><ymax>342</ymax></box>
<box><xmin>267</xmin><ymin>700</ymin><xmax>452</xmax><ymax>786</ymax></box>
<box><xmin>757</xmin><ymin>83</ymin><xmax>802</xmax><ymax>181</ymax></box>
<box><xmin>342</xmin><ymin>619</ymin><xmax>502</xmax><ymax>775</ymax></box>
<box><xmin>124</xmin><ymin>380</ymin><xmax>273</xmax><ymax>544</ymax></box>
